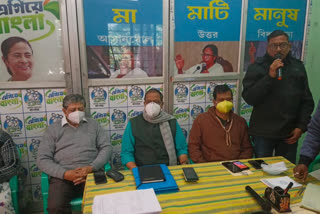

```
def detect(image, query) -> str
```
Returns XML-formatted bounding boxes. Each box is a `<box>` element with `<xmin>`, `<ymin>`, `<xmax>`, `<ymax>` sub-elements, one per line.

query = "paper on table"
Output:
<box><xmin>261</xmin><ymin>161</ymin><xmax>288</xmax><ymax>175</ymax></box>
<box><xmin>260</xmin><ymin>176</ymin><xmax>302</xmax><ymax>189</ymax></box>
<box><xmin>310</xmin><ymin>169</ymin><xmax>320</xmax><ymax>180</ymax></box>
<box><xmin>92</xmin><ymin>188</ymin><xmax>162</xmax><ymax>214</ymax></box>
<box><xmin>301</xmin><ymin>183</ymin><xmax>320</xmax><ymax>213</ymax></box>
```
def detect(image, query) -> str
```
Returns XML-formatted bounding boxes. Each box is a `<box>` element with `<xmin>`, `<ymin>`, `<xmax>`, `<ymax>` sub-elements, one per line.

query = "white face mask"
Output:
<box><xmin>67</xmin><ymin>111</ymin><xmax>85</xmax><ymax>124</ymax></box>
<box><xmin>145</xmin><ymin>102</ymin><xmax>161</xmax><ymax>118</ymax></box>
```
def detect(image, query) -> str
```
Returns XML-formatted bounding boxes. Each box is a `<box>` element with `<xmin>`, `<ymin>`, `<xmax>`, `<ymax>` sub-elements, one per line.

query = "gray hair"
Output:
<box><xmin>63</xmin><ymin>94</ymin><xmax>86</xmax><ymax>109</ymax></box>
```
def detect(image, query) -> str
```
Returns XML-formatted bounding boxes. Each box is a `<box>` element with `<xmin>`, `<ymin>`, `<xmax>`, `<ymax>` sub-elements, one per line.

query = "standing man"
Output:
<box><xmin>242</xmin><ymin>30</ymin><xmax>314</xmax><ymax>163</ymax></box>
<box><xmin>121</xmin><ymin>89</ymin><xmax>188</xmax><ymax>169</ymax></box>
<box><xmin>188</xmin><ymin>85</ymin><xmax>253</xmax><ymax>163</ymax></box>
<box><xmin>37</xmin><ymin>94</ymin><xmax>112</xmax><ymax>214</ymax></box>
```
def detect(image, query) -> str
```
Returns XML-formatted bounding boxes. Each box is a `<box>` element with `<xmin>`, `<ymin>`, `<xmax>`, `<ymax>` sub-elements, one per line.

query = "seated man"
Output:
<box><xmin>0</xmin><ymin>129</ymin><xmax>19</xmax><ymax>214</ymax></box>
<box><xmin>37</xmin><ymin>94</ymin><xmax>112</xmax><ymax>214</ymax></box>
<box><xmin>294</xmin><ymin>100</ymin><xmax>320</xmax><ymax>181</ymax></box>
<box><xmin>188</xmin><ymin>85</ymin><xmax>253</xmax><ymax>163</ymax></box>
<box><xmin>121</xmin><ymin>89</ymin><xmax>188</xmax><ymax>169</ymax></box>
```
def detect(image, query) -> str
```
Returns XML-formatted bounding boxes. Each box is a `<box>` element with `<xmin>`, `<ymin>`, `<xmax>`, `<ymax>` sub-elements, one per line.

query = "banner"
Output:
<box><xmin>83</xmin><ymin>0</ymin><xmax>163</xmax><ymax>79</ymax></box>
<box><xmin>174</xmin><ymin>0</ymin><xmax>242</xmax><ymax>75</ymax></box>
<box><xmin>243</xmin><ymin>0</ymin><xmax>307</xmax><ymax>71</ymax></box>
<box><xmin>0</xmin><ymin>0</ymin><xmax>65</xmax><ymax>82</ymax></box>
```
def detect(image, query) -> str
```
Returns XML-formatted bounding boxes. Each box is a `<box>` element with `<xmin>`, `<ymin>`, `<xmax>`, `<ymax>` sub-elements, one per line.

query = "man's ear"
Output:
<box><xmin>62</xmin><ymin>108</ymin><xmax>67</xmax><ymax>115</ymax></box>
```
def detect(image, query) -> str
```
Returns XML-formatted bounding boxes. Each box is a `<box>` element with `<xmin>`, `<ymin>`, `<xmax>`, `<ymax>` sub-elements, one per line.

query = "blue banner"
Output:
<box><xmin>83</xmin><ymin>0</ymin><xmax>163</xmax><ymax>46</ymax></box>
<box><xmin>175</xmin><ymin>0</ymin><xmax>242</xmax><ymax>42</ymax></box>
<box><xmin>246</xmin><ymin>0</ymin><xmax>307</xmax><ymax>41</ymax></box>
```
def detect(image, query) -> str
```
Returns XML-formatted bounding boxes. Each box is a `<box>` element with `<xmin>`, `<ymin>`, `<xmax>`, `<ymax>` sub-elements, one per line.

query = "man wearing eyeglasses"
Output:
<box><xmin>242</xmin><ymin>30</ymin><xmax>314</xmax><ymax>164</ymax></box>
<box><xmin>175</xmin><ymin>44</ymin><xmax>224</xmax><ymax>75</ymax></box>
<box><xmin>121</xmin><ymin>88</ymin><xmax>188</xmax><ymax>169</ymax></box>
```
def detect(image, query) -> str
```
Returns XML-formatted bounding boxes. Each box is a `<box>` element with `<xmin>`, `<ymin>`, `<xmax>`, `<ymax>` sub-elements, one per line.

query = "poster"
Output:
<box><xmin>83</xmin><ymin>0</ymin><xmax>163</xmax><ymax>79</ymax></box>
<box><xmin>0</xmin><ymin>88</ymin><xmax>64</xmax><ymax>210</ymax></box>
<box><xmin>244</xmin><ymin>0</ymin><xmax>307</xmax><ymax>71</ymax></box>
<box><xmin>174</xmin><ymin>0</ymin><xmax>242</xmax><ymax>75</ymax></box>
<box><xmin>0</xmin><ymin>0</ymin><xmax>65</xmax><ymax>81</ymax></box>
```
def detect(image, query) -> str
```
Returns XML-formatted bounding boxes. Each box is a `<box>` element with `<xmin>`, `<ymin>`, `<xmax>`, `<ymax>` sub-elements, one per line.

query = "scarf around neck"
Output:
<box><xmin>143</xmin><ymin>110</ymin><xmax>177</xmax><ymax>166</ymax></box>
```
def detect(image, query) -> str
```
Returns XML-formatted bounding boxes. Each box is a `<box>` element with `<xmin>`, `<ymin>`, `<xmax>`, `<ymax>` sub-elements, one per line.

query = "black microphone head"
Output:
<box><xmin>275</xmin><ymin>53</ymin><xmax>282</xmax><ymax>59</ymax></box>
<box><xmin>196</xmin><ymin>65</ymin><xmax>201</xmax><ymax>70</ymax></box>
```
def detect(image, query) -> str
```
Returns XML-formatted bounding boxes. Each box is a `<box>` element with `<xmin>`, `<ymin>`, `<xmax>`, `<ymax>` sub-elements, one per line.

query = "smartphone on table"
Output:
<box><xmin>221</xmin><ymin>162</ymin><xmax>242</xmax><ymax>173</ymax></box>
<box><xmin>248</xmin><ymin>159</ymin><xmax>268</xmax><ymax>169</ymax></box>
<box><xmin>233</xmin><ymin>161</ymin><xmax>250</xmax><ymax>170</ymax></box>
<box><xmin>93</xmin><ymin>170</ymin><xmax>107</xmax><ymax>185</ymax></box>
<box><xmin>182</xmin><ymin>167</ymin><xmax>199</xmax><ymax>182</ymax></box>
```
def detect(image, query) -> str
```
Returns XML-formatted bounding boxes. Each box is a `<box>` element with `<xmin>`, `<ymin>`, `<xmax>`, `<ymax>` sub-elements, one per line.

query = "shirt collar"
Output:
<box><xmin>61</xmin><ymin>115</ymin><xmax>87</xmax><ymax>127</ymax></box>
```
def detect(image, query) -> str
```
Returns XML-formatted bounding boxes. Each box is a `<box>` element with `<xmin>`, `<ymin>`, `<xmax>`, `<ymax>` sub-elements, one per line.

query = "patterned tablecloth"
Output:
<box><xmin>82</xmin><ymin>156</ymin><xmax>320</xmax><ymax>214</ymax></box>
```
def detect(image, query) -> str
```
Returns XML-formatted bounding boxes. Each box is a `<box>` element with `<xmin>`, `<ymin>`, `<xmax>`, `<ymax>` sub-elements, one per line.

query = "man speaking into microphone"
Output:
<box><xmin>242</xmin><ymin>30</ymin><xmax>314</xmax><ymax>164</ymax></box>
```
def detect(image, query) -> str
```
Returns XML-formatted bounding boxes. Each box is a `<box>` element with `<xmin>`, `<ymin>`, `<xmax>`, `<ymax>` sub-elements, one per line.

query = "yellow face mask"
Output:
<box><xmin>216</xmin><ymin>100</ymin><xmax>233</xmax><ymax>114</ymax></box>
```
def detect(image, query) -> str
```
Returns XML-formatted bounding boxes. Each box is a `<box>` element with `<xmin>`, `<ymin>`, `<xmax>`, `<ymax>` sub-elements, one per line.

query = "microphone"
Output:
<box><xmin>275</xmin><ymin>53</ymin><xmax>282</xmax><ymax>80</ymax></box>
<box><xmin>245</xmin><ymin>185</ymin><xmax>271</xmax><ymax>211</ymax></box>
<box><xmin>192</xmin><ymin>64</ymin><xmax>202</xmax><ymax>74</ymax></box>
<box><xmin>200</xmin><ymin>62</ymin><xmax>207</xmax><ymax>73</ymax></box>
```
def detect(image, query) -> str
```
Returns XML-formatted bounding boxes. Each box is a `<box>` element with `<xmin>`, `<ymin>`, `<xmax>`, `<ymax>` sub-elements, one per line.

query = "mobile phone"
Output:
<box><xmin>221</xmin><ymin>162</ymin><xmax>242</xmax><ymax>173</ymax></box>
<box><xmin>248</xmin><ymin>160</ymin><xmax>268</xmax><ymax>169</ymax></box>
<box><xmin>182</xmin><ymin>167</ymin><xmax>199</xmax><ymax>182</ymax></box>
<box><xmin>93</xmin><ymin>170</ymin><xmax>107</xmax><ymax>185</ymax></box>
<box><xmin>106</xmin><ymin>169</ymin><xmax>124</xmax><ymax>182</ymax></box>
<box><xmin>233</xmin><ymin>161</ymin><xmax>250</xmax><ymax>170</ymax></box>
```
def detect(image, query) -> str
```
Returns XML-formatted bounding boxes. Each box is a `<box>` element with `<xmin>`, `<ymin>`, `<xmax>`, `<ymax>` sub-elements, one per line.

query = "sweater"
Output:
<box><xmin>188</xmin><ymin>107</ymin><xmax>253</xmax><ymax>163</ymax></box>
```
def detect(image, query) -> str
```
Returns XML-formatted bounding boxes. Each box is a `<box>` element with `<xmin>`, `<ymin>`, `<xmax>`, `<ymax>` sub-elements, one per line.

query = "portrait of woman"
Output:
<box><xmin>1</xmin><ymin>36</ymin><xmax>34</xmax><ymax>81</ymax></box>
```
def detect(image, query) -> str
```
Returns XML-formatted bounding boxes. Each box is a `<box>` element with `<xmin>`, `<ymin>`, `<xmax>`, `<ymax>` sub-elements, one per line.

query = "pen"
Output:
<box><xmin>283</xmin><ymin>182</ymin><xmax>293</xmax><ymax>195</ymax></box>
<box><xmin>299</xmin><ymin>187</ymin><xmax>306</xmax><ymax>196</ymax></box>
<box><xmin>294</xmin><ymin>186</ymin><xmax>304</xmax><ymax>197</ymax></box>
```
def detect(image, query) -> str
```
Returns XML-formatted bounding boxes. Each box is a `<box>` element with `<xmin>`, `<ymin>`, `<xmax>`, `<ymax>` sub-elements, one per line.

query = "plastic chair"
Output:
<box><xmin>9</xmin><ymin>175</ymin><xmax>19</xmax><ymax>214</ymax></box>
<box><xmin>41</xmin><ymin>163</ymin><xmax>111</xmax><ymax>214</ymax></box>
<box><xmin>309</xmin><ymin>154</ymin><xmax>320</xmax><ymax>172</ymax></box>
<box><xmin>8</xmin><ymin>148</ymin><xmax>21</xmax><ymax>214</ymax></box>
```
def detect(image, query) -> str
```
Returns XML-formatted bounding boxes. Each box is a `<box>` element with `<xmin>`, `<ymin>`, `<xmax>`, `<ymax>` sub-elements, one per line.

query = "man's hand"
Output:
<box><xmin>63</xmin><ymin>169</ymin><xmax>83</xmax><ymax>182</ymax></box>
<box><xmin>126</xmin><ymin>162</ymin><xmax>137</xmax><ymax>170</ymax></box>
<box><xmin>64</xmin><ymin>166</ymin><xmax>94</xmax><ymax>185</ymax></box>
<box><xmin>269</xmin><ymin>59</ymin><xmax>283</xmax><ymax>78</ymax></box>
<box><xmin>249</xmin><ymin>42</ymin><xmax>256</xmax><ymax>64</ymax></box>
<box><xmin>75</xmin><ymin>166</ymin><xmax>93</xmax><ymax>176</ymax></box>
<box><xmin>179</xmin><ymin>154</ymin><xmax>188</xmax><ymax>165</ymax></box>
<box><xmin>293</xmin><ymin>164</ymin><xmax>308</xmax><ymax>182</ymax></box>
<box><xmin>285</xmin><ymin>128</ymin><xmax>302</xmax><ymax>144</ymax></box>
<box><xmin>72</xmin><ymin>166</ymin><xmax>94</xmax><ymax>185</ymax></box>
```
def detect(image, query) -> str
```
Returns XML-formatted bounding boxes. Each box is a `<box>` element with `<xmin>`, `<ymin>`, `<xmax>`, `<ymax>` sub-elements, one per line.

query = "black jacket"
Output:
<box><xmin>242</xmin><ymin>53</ymin><xmax>314</xmax><ymax>139</ymax></box>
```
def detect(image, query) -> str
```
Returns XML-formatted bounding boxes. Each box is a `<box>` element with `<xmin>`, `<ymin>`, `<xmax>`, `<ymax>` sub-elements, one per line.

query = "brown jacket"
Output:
<box><xmin>188</xmin><ymin>106</ymin><xmax>253</xmax><ymax>163</ymax></box>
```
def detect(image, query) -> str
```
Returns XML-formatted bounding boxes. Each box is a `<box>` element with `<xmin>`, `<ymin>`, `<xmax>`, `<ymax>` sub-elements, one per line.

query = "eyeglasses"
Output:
<box><xmin>268</xmin><ymin>42</ymin><xmax>289</xmax><ymax>50</ymax></box>
<box><xmin>201</xmin><ymin>54</ymin><xmax>215</xmax><ymax>57</ymax></box>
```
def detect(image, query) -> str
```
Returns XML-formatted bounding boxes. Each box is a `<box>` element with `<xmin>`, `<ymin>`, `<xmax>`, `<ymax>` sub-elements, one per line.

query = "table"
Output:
<box><xmin>82</xmin><ymin>156</ymin><xmax>320</xmax><ymax>214</ymax></box>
